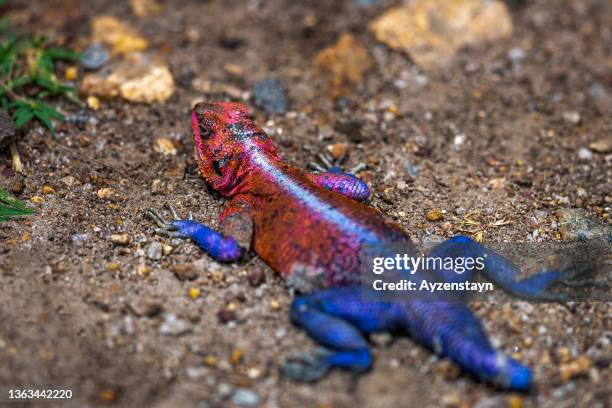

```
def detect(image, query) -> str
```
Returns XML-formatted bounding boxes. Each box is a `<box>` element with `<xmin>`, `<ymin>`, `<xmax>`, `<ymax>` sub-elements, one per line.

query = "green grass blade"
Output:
<box><xmin>0</xmin><ymin>187</ymin><xmax>32</xmax><ymax>221</ymax></box>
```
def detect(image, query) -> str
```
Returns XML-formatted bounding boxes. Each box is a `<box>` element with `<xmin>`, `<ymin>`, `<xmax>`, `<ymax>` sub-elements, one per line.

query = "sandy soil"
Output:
<box><xmin>0</xmin><ymin>0</ymin><xmax>610</xmax><ymax>407</ymax></box>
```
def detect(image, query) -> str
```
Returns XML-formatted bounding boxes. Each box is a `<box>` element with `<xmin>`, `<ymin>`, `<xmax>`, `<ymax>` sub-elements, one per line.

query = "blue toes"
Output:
<box><xmin>281</xmin><ymin>350</ymin><xmax>331</xmax><ymax>382</ymax></box>
<box><xmin>497</xmin><ymin>356</ymin><xmax>533</xmax><ymax>391</ymax></box>
<box><xmin>281</xmin><ymin>348</ymin><xmax>371</xmax><ymax>382</ymax></box>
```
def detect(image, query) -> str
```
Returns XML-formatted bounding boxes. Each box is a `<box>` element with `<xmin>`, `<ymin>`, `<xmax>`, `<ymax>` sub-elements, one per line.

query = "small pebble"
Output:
<box><xmin>217</xmin><ymin>308</ymin><xmax>236</xmax><ymax>323</ymax></box>
<box><xmin>453</xmin><ymin>133</ymin><xmax>466</xmax><ymax>147</ymax></box>
<box><xmin>137</xmin><ymin>264</ymin><xmax>151</xmax><ymax>277</ymax></box>
<box><xmin>507</xmin><ymin>395</ymin><xmax>524</xmax><ymax>408</ymax></box>
<box><xmin>110</xmin><ymin>233</ymin><xmax>131</xmax><ymax>245</ymax></box>
<box><xmin>188</xmin><ymin>287</ymin><xmax>201</xmax><ymax>300</ymax></box>
<box><xmin>71</xmin><ymin>233</ymin><xmax>89</xmax><ymax>246</ymax></box>
<box><xmin>440</xmin><ymin>392</ymin><xmax>468</xmax><ymax>408</ymax></box>
<box><xmin>147</xmin><ymin>242</ymin><xmax>163</xmax><ymax>260</ymax></box>
<box><xmin>172</xmin><ymin>263</ymin><xmax>199</xmax><ymax>281</ymax></box>
<box><xmin>326</xmin><ymin>142</ymin><xmax>349</xmax><ymax>160</ymax></box>
<box><xmin>435</xmin><ymin>360</ymin><xmax>461</xmax><ymax>381</ymax></box>
<box><xmin>11</xmin><ymin>178</ymin><xmax>25</xmax><ymax>195</ymax></box>
<box><xmin>253</xmin><ymin>78</ymin><xmax>289</xmax><ymax>114</ymax></box>
<box><xmin>589</xmin><ymin>137</ymin><xmax>612</xmax><ymax>153</ymax></box>
<box><xmin>231</xmin><ymin>389</ymin><xmax>260</xmax><ymax>407</ymax></box>
<box><xmin>128</xmin><ymin>300</ymin><xmax>162</xmax><ymax>317</ymax></box>
<box><xmin>204</xmin><ymin>355</ymin><xmax>218</xmax><ymax>367</ymax></box>
<box><xmin>159</xmin><ymin>314</ymin><xmax>191</xmax><ymax>336</ymax></box>
<box><xmin>87</xmin><ymin>96</ymin><xmax>100</xmax><ymax>110</ymax></box>
<box><xmin>246</xmin><ymin>367</ymin><xmax>261</xmax><ymax>379</ymax></box>
<box><xmin>80</xmin><ymin>43</ymin><xmax>110</xmax><ymax>70</ymax></box>
<box><xmin>247</xmin><ymin>267</ymin><xmax>265</xmax><ymax>286</ymax></box>
<box><xmin>586</xmin><ymin>332</ymin><xmax>611</xmax><ymax>361</ymax></box>
<box><xmin>427</xmin><ymin>209</ymin><xmax>444</xmax><ymax>221</ymax></box>
<box><xmin>211</xmin><ymin>270</ymin><xmax>224</xmax><ymax>284</ymax></box>
<box><xmin>162</xmin><ymin>244</ymin><xmax>173</xmax><ymax>255</ymax></box>
<box><xmin>217</xmin><ymin>383</ymin><xmax>232</xmax><ymax>397</ymax></box>
<box><xmin>577</xmin><ymin>148</ymin><xmax>592</xmax><ymax>160</ymax></box>
<box><xmin>186</xmin><ymin>366</ymin><xmax>208</xmax><ymax>380</ymax></box>
<box><xmin>230</xmin><ymin>349</ymin><xmax>242</xmax><ymax>365</ymax></box>
<box><xmin>96</xmin><ymin>188</ymin><xmax>116</xmax><ymax>200</ymax></box>
<box><xmin>154</xmin><ymin>138</ymin><xmax>177</xmax><ymax>156</ymax></box>
<box><xmin>60</xmin><ymin>176</ymin><xmax>76</xmax><ymax>187</ymax></box>
<box><xmin>560</xmin><ymin>356</ymin><xmax>591</xmax><ymax>381</ymax></box>
<box><xmin>224</xmin><ymin>63</ymin><xmax>244</xmax><ymax>76</ymax></box>
<box><xmin>98</xmin><ymin>388</ymin><xmax>117</xmax><ymax>404</ymax></box>
<box><xmin>402</xmin><ymin>160</ymin><xmax>419</xmax><ymax>178</ymax></box>
<box><xmin>508</xmin><ymin>47</ymin><xmax>526</xmax><ymax>63</ymax></box>
<box><xmin>562</xmin><ymin>111</ymin><xmax>581</xmax><ymax>125</ymax></box>
<box><xmin>370</xmin><ymin>332</ymin><xmax>392</xmax><ymax>347</ymax></box>
<box><xmin>65</xmin><ymin>66</ymin><xmax>78</xmax><ymax>81</ymax></box>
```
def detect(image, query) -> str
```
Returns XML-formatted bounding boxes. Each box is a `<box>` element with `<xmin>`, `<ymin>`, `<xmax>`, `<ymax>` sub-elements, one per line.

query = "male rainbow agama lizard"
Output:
<box><xmin>147</xmin><ymin>101</ymin><xmax>581</xmax><ymax>391</ymax></box>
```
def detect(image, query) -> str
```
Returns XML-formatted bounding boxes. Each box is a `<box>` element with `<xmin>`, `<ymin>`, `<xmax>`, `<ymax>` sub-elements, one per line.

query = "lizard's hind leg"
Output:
<box><xmin>283</xmin><ymin>287</ymin><xmax>398</xmax><ymax>381</ymax></box>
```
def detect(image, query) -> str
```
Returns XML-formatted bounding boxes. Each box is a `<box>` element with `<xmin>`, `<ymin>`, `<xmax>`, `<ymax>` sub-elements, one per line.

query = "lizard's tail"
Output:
<box><xmin>398</xmin><ymin>300</ymin><xmax>532</xmax><ymax>390</ymax></box>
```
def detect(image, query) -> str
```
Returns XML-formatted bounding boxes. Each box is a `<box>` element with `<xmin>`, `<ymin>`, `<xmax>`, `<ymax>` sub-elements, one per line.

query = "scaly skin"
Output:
<box><xmin>148</xmin><ymin>102</ymin><xmax>581</xmax><ymax>391</ymax></box>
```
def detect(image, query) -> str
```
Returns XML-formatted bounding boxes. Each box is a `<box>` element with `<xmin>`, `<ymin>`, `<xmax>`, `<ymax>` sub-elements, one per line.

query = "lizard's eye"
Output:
<box><xmin>199</xmin><ymin>124</ymin><xmax>212</xmax><ymax>139</ymax></box>
<box><xmin>212</xmin><ymin>157</ymin><xmax>226</xmax><ymax>176</ymax></box>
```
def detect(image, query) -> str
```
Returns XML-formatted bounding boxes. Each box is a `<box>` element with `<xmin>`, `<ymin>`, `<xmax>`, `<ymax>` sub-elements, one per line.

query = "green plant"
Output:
<box><xmin>0</xmin><ymin>0</ymin><xmax>81</xmax><ymax>134</ymax></box>
<box><xmin>0</xmin><ymin>186</ymin><xmax>31</xmax><ymax>221</ymax></box>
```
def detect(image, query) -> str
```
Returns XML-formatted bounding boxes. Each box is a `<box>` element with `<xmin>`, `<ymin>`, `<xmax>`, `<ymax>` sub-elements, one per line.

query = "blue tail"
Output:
<box><xmin>396</xmin><ymin>299</ymin><xmax>532</xmax><ymax>390</ymax></box>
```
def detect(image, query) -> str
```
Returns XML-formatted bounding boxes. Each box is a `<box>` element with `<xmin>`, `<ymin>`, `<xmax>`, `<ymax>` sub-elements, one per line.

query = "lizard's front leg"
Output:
<box><xmin>147</xmin><ymin>203</ymin><xmax>252</xmax><ymax>262</ymax></box>
<box><xmin>307</xmin><ymin>152</ymin><xmax>369</xmax><ymax>201</ymax></box>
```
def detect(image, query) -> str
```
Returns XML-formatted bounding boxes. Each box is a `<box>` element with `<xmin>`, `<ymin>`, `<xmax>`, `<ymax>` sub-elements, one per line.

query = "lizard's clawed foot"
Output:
<box><xmin>308</xmin><ymin>151</ymin><xmax>366</xmax><ymax>175</ymax></box>
<box><xmin>146</xmin><ymin>204</ymin><xmax>194</xmax><ymax>238</ymax></box>
<box><xmin>522</xmin><ymin>262</ymin><xmax>600</xmax><ymax>302</ymax></box>
<box><xmin>281</xmin><ymin>349</ymin><xmax>331</xmax><ymax>382</ymax></box>
<box><xmin>557</xmin><ymin>262</ymin><xmax>598</xmax><ymax>288</ymax></box>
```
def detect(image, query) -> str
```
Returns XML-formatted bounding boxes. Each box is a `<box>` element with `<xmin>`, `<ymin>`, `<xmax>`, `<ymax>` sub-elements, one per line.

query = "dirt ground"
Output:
<box><xmin>0</xmin><ymin>0</ymin><xmax>610</xmax><ymax>407</ymax></box>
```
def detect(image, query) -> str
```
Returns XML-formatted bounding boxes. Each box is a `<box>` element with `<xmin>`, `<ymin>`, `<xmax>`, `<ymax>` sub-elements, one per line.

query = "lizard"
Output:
<box><xmin>147</xmin><ymin>101</ymin><xmax>584</xmax><ymax>391</ymax></box>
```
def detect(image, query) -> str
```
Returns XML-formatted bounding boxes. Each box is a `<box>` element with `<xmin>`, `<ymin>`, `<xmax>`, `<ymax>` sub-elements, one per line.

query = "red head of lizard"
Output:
<box><xmin>191</xmin><ymin>101</ymin><xmax>280</xmax><ymax>196</ymax></box>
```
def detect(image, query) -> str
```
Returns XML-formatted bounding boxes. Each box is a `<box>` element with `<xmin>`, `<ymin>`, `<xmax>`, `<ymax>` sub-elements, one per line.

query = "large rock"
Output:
<box><xmin>81</xmin><ymin>53</ymin><xmax>175</xmax><ymax>103</ymax></box>
<box><xmin>315</xmin><ymin>33</ymin><xmax>373</xmax><ymax>98</ymax></box>
<box><xmin>91</xmin><ymin>15</ymin><xmax>148</xmax><ymax>55</ymax></box>
<box><xmin>369</xmin><ymin>0</ymin><xmax>513</xmax><ymax>70</ymax></box>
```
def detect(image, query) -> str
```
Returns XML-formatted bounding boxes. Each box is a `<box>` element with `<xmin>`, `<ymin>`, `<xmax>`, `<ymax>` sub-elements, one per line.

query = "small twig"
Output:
<box><xmin>9</xmin><ymin>142</ymin><xmax>22</xmax><ymax>173</ymax></box>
